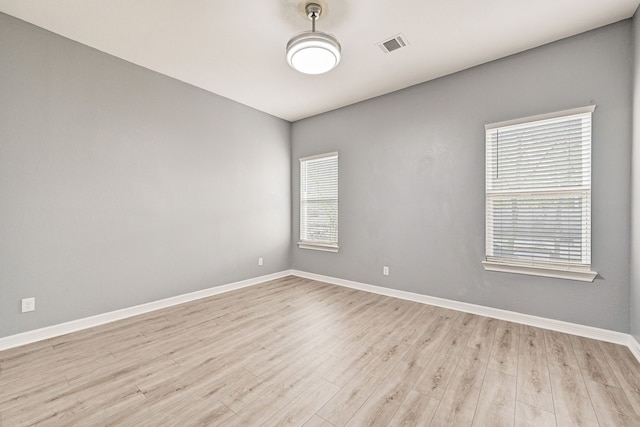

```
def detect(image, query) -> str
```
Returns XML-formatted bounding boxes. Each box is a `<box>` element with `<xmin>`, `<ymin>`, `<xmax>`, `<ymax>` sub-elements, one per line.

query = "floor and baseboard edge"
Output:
<box><xmin>292</xmin><ymin>270</ymin><xmax>639</xmax><ymax>361</ymax></box>
<box><xmin>2</xmin><ymin>269</ymin><xmax>639</xmax><ymax>365</ymax></box>
<box><xmin>628</xmin><ymin>334</ymin><xmax>640</xmax><ymax>362</ymax></box>
<box><xmin>0</xmin><ymin>270</ymin><xmax>294</xmax><ymax>351</ymax></box>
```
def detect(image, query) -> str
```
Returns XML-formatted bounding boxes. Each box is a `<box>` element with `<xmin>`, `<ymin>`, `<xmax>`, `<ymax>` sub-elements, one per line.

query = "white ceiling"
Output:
<box><xmin>1</xmin><ymin>0</ymin><xmax>638</xmax><ymax>122</ymax></box>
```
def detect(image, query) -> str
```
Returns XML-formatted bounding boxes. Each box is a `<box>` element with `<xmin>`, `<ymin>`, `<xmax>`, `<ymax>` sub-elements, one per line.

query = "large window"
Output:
<box><xmin>483</xmin><ymin>106</ymin><xmax>597</xmax><ymax>282</ymax></box>
<box><xmin>298</xmin><ymin>152</ymin><xmax>339</xmax><ymax>252</ymax></box>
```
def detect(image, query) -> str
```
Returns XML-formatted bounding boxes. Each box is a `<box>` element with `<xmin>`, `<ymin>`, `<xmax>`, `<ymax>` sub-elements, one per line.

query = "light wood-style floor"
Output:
<box><xmin>2</xmin><ymin>276</ymin><xmax>640</xmax><ymax>426</ymax></box>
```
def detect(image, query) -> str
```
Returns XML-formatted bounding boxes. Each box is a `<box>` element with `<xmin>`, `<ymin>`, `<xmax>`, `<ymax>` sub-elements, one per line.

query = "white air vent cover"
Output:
<box><xmin>377</xmin><ymin>34</ymin><xmax>409</xmax><ymax>53</ymax></box>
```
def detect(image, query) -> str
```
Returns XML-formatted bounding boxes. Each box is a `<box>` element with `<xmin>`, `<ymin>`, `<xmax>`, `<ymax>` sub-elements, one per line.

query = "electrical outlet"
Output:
<box><xmin>258</xmin><ymin>257</ymin><xmax>264</xmax><ymax>266</ymax></box>
<box><xmin>21</xmin><ymin>297</ymin><xmax>35</xmax><ymax>313</ymax></box>
<box><xmin>383</xmin><ymin>266</ymin><xmax>390</xmax><ymax>276</ymax></box>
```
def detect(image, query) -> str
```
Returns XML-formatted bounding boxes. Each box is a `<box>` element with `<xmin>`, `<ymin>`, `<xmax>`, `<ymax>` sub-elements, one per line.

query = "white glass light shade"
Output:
<box><xmin>286</xmin><ymin>31</ymin><xmax>341</xmax><ymax>74</ymax></box>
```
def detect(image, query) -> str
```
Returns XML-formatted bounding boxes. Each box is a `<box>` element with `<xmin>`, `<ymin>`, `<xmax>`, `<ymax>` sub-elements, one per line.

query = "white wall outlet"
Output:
<box><xmin>258</xmin><ymin>257</ymin><xmax>264</xmax><ymax>266</ymax></box>
<box><xmin>383</xmin><ymin>266</ymin><xmax>390</xmax><ymax>276</ymax></box>
<box><xmin>21</xmin><ymin>297</ymin><xmax>35</xmax><ymax>313</ymax></box>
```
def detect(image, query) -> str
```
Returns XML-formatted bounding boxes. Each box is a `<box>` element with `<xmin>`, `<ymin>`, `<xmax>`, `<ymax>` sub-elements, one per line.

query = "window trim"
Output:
<box><xmin>483</xmin><ymin>105</ymin><xmax>598</xmax><ymax>282</ymax></box>
<box><xmin>298</xmin><ymin>152</ymin><xmax>339</xmax><ymax>253</ymax></box>
<box><xmin>482</xmin><ymin>261</ymin><xmax>597</xmax><ymax>282</ymax></box>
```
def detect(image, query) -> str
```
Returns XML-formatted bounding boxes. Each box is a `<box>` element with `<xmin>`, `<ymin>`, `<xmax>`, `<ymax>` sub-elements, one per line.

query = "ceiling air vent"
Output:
<box><xmin>377</xmin><ymin>33</ymin><xmax>409</xmax><ymax>54</ymax></box>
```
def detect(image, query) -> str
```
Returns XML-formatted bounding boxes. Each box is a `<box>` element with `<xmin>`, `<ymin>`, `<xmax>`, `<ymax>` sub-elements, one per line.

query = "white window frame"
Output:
<box><xmin>482</xmin><ymin>106</ymin><xmax>597</xmax><ymax>282</ymax></box>
<box><xmin>298</xmin><ymin>152</ymin><xmax>339</xmax><ymax>252</ymax></box>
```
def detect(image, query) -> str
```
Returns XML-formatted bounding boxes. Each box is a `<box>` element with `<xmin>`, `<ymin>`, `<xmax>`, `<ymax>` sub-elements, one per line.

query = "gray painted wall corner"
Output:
<box><xmin>0</xmin><ymin>13</ymin><xmax>291</xmax><ymax>338</ymax></box>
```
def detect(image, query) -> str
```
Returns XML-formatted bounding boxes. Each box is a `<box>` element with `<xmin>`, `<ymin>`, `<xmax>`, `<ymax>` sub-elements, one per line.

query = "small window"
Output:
<box><xmin>298</xmin><ymin>152</ymin><xmax>339</xmax><ymax>252</ymax></box>
<box><xmin>483</xmin><ymin>106</ymin><xmax>597</xmax><ymax>282</ymax></box>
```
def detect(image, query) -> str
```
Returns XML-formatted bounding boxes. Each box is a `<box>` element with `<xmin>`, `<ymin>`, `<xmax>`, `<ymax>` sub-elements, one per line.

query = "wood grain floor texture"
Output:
<box><xmin>1</xmin><ymin>276</ymin><xmax>640</xmax><ymax>426</ymax></box>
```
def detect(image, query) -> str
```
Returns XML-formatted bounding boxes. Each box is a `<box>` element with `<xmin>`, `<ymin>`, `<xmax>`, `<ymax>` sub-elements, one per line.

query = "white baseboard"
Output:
<box><xmin>3</xmin><ymin>268</ymin><xmax>639</xmax><ymax>366</ymax></box>
<box><xmin>628</xmin><ymin>335</ymin><xmax>640</xmax><ymax>362</ymax></box>
<box><xmin>0</xmin><ymin>270</ymin><xmax>293</xmax><ymax>352</ymax></box>
<box><xmin>292</xmin><ymin>270</ymin><xmax>638</xmax><ymax>358</ymax></box>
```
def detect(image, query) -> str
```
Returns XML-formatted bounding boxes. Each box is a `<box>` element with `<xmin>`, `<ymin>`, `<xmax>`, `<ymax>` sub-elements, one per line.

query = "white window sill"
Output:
<box><xmin>297</xmin><ymin>242</ymin><xmax>339</xmax><ymax>253</ymax></box>
<box><xmin>482</xmin><ymin>261</ymin><xmax>597</xmax><ymax>282</ymax></box>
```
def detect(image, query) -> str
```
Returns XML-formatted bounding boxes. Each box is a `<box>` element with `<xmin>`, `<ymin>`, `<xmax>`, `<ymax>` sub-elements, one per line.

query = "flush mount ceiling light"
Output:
<box><xmin>286</xmin><ymin>3</ymin><xmax>341</xmax><ymax>75</ymax></box>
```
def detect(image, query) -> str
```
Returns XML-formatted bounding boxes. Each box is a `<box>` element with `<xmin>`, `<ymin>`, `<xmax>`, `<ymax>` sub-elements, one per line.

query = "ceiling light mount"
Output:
<box><xmin>305</xmin><ymin>3</ymin><xmax>322</xmax><ymax>20</ymax></box>
<box><xmin>286</xmin><ymin>2</ymin><xmax>341</xmax><ymax>75</ymax></box>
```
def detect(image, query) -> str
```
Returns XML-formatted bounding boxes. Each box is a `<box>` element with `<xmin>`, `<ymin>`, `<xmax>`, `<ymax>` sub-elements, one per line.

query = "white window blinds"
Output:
<box><xmin>299</xmin><ymin>152</ymin><xmax>339</xmax><ymax>252</ymax></box>
<box><xmin>483</xmin><ymin>106</ymin><xmax>597</xmax><ymax>282</ymax></box>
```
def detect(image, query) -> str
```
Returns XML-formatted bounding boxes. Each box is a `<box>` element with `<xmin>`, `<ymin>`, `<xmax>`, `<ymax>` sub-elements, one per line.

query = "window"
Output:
<box><xmin>298</xmin><ymin>152</ymin><xmax>339</xmax><ymax>252</ymax></box>
<box><xmin>483</xmin><ymin>106</ymin><xmax>597</xmax><ymax>282</ymax></box>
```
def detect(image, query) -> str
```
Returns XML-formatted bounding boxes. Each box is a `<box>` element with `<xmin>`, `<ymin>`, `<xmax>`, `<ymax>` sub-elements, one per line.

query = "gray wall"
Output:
<box><xmin>292</xmin><ymin>22</ymin><xmax>633</xmax><ymax>332</ymax></box>
<box><xmin>632</xmin><ymin>8</ymin><xmax>640</xmax><ymax>342</ymax></box>
<box><xmin>1</xmin><ymin>11</ymin><xmax>635</xmax><ymax>339</ymax></box>
<box><xmin>0</xmin><ymin>13</ymin><xmax>291</xmax><ymax>338</ymax></box>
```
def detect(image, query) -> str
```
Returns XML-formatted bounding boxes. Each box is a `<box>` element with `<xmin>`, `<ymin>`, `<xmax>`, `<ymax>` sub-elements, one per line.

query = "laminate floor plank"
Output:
<box><xmin>570</xmin><ymin>335</ymin><xmax>620</xmax><ymax>387</ymax></box>
<box><xmin>544</xmin><ymin>330</ymin><xmax>599</xmax><ymax>427</ymax></box>
<box><xmin>467</xmin><ymin>316</ymin><xmax>499</xmax><ymax>363</ymax></box>
<box><xmin>516</xmin><ymin>325</ymin><xmax>554</xmax><ymax>413</ymax></box>
<box><xmin>54</xmin><ymin>388</ymin><xmax>147</xmax><ymax>427</ymax></box>
<box><xmin>262</xmin><ymin>378</ymin><xmax>341</xmax><ymax>427</ymax></box>
<box><xmin>212</xmin><ymin>369</ymin><xmax>277</xmax><ymax>413</ymax></box>
<box><xmin>366</xmin><ymin>298</ymin><xmax>428</xmax><ymax>350</ymax></box>
<box><xmin>489</xmin><ymin>321</ymin><xmax>520</xmax><ymax>376</ymax></box>
<box><xmin>0</xmin><ymin>360</ymin><xmax>72</xmax><ymax>399</ymax></box>
<box><xmin>514</xmin><ymin>401</ymin><xmax>556</xmax><ymax>427</ymax></box>
<box><xmin>316</xmin><ymin>342</ymin><xmax>411</xmax><ymax>426</ymax></box>
<box><xmin>220</xmin><ymin>389</ymin><xmax>291</xmax><ymax>426</ymax></box>
<box><xmin>28</xmin><ymin>361</ymin><xmax>156</xmax><ymax>423</ymax></box>
<box><xmin>241</xmin><ymin>329</ymin><xmax>330</xmax><ymax>377</ymax></box>
<box><xmin>393</xmin><ymin>304</ymin><xmax>441</xmax><ymax>346</ymax></box>
<box><xmin>322</xmin><ymin>344</ymin><xmax>380</xmax><ymax>387</ymax></box>
<box><xmin>325</xmin><ymin>298</ymin><xmax>396</xmax><ymax>358</ymax></box>
<box><xmin>387</xmin><ymin>389</ymin><xmax>439</xmax><ymax>427</ymax></box>
<box><xmin>4</xmin><ymin>409</ymin><xmax>75</xmax><ymax>427</ymax></box>
<box><xmin>303</xmin><ymin>414</ymin><xmax>335</xmax><ymax>427</ymax></box>
<box><xmin>428</xmin><ymin>343</ymin><xmax>490</xmax><ymax>426</ymax></box>
<box><xmin>245</xmin><ymin>344</ymin><xmax>327</xmax><ymax>397</ymax></box>
<box><xmin>324</xmin><ymin>322</ymin><xmax>383</xmax><ymax>359</ymax></box>
<box><xmin>399</xmin><ymin>310</ymin><xmax>460</xmax><ymax>370</ymax></box>
<box><xmin>427</xmin><ymin>312</ymin><xmax>497</xmax><ymax>427</ymax></box>
<box><xmin>172</xmin><ymin>323</ymin><xmax>275</xmax><ymax>368</ymax></box>
<box><xmin>2</xmin><ymin>276</ymin><xmax>640</xmax><ymax>426</ymax></box>
<box><xmin>280</xmin><ymin>352</ymin><xmax>342</xmax><ymax>401</ymax></box>
<box><xmin>413</xmin><ymin>312</ymin><xmax>479</xmax><ymax>399</ymax></box>
<box><xmin>3</xmin><ymin>370</ymin><xmax>139</xmax><ymax>423</ymax></box>
<box><xmin>157</xmin><ymin>397</ymin><xmax>233</xmax><ymax>427</ymax></box>
<box><xmin>344</xmin><ymin>352</ymin><xmax>426</xmax><ymax>427</ymax></box>
<box><xmin>472</xmin><ymin>368</ymin><xmax>516</xmax><ymax>427</ymax></box>
<box><xmin>0</xmin><ymin>376</ymin><xmax>70</xmax><ymax>414</ymax></box>
<box><xmin>597</xmin><ymin>340</ymin><xmax>640</xmax><ymax>416</ymax></box>
<box><xmin>583</xmin><ymin>378</ymin><xmax>640</xmax><ymax>427</ymax></box>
